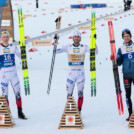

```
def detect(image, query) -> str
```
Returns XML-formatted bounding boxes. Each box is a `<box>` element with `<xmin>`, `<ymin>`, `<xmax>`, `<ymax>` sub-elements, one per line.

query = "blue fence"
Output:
<box><xmin>71</xmin><ymin>3</ymin><xmax>107</xmax><ymax>9</ymax></box>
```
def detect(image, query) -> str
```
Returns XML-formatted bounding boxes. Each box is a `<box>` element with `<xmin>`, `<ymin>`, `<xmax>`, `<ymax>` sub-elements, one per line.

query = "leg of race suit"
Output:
<box><xmin>66</xmin><ymin>71</ymin><xmax>75</xmax><ymax>97</ymax></box>
<box><xmin>124</xmin><ymin>2</ymin><xmax>127</xmax><ymax>11</ymax></box>
<box><xmin>127</xmin><ymin>1</ymin><xmax>131</xmax><ymax>9</ymax></box>
<box><xmin>10</xmin><ymin>73</ymin><xmax>27</xmax><ymax>119</ymax></box>
<box><xmin>66</xmin><ymin>78</ymin><xmax>75</xmax><ymax>97</ymax></box>
<box><xmin>77</xmin><ymin>72</ymin><xmax>85</xmax><ymax>110</ymax></box>
<box><xmin>10</xmin><ymin>72</ymin><xmax>22</xmax><ymax>108</ymax></box>
<box><xmin>1</xmin><ymin>72</ymin><xmax>10</xmax><ymax>106</ymax></box>
<box><xmin>123</xmin><ymin>75</ymin><xmax>132</xmax><ymax>116</ymax></box>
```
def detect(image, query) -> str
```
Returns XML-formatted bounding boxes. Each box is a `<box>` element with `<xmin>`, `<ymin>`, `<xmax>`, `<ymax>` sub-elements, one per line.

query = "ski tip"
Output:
<box><xmin>118</xmin><ymin>111</ymin><xmax>121</xmax><ymax>115</ymax></box>
<box><xmin>121</xmin><ymin>110</ymin><xmax>124</xmax><ymax>115</ymax></box>
<box><xmin>25</xmin><ymin>90</ymin><xmax>28</xmax><ymax>96</ymax></box>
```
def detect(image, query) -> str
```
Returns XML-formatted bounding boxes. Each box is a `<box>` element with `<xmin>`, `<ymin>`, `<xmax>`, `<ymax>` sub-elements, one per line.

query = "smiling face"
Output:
<box><xmin>73</xmin><ymin>36</ymin><xmax>81</xmax><ymax>45</ymax></box>
<box><xmin>1</xmin><ymin>34</ymin><xmax>9</xmax><ymax>46</ymax></box>
<box><xmin>123</xmin><ymin>33</ymin><xmax>131</xmax><ymax>44</ymax></box>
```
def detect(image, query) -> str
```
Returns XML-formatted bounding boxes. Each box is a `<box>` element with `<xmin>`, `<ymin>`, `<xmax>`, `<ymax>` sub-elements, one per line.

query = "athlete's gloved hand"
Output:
<box><xmin>94</xmin><ymin>34</ymin><xmax>97</xmax><ymax>39</ymax></box>
<box><xmin>110</xmin><ymin>55</ymin><xmax>115</xmax><ymax>61</ymax></box>
<box><xmin>54</xmin><ymin>34</ymin><xmax>59</xmax><ymax>40</ymax></box>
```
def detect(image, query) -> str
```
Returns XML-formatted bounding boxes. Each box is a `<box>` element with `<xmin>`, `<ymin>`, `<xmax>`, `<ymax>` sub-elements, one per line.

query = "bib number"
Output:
<box><xmin>0</xmin><ymin>102</ymin><xmax>3</xmax><ymax>109</ymax></box>
<box><xmin>4</xmin><ymin>54</ymin><xmax>11</xmax><ymax>61</ymax></box>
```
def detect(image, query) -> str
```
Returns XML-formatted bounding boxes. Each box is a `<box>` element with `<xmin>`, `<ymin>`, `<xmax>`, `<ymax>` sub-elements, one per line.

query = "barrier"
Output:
<box><xmin>70</xmin><ymin>3</ymin><xmax>107</xmax><ymax>9</ymax></box>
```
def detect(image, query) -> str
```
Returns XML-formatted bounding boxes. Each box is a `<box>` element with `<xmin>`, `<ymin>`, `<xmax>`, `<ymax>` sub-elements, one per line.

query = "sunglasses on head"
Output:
<box><xmin>123</xmin><ymin>29</ymin><xmax>130</xmax><ymax>33</ymax></box>
<box><xmin>1</xmin><ymin>29</ymin><xmax>9</xmax><ymax>34</ymax></box>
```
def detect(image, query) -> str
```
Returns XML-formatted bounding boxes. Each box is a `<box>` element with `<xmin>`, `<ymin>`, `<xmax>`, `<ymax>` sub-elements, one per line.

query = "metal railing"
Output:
<box><xmin>12</xmin><ymin>8</ymin><xmax>133</xmax><ymax>46</ymax></box>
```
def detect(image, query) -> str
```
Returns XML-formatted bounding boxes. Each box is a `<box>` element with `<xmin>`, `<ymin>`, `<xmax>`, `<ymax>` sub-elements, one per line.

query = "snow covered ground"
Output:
<box><xmin>1</xmin><ymin>0</ymin><xmax>134</xmax><ymax>133</ymax></box>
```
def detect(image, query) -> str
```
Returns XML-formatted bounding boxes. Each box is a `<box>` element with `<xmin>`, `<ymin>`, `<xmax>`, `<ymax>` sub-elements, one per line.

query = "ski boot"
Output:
<box><xmin>126</xmin><ymin>116</ymin><xmax>131</xmax><ymax>121</ymax></box>
<box><xmin>78</xmin><ymin>108</ymin><xmax>81</xmax><ymax>115</ymax></box>
<box><xmin>18</xmin><ymin>107</ymin><xmax>28</xmax><ymax>120</ymax></box>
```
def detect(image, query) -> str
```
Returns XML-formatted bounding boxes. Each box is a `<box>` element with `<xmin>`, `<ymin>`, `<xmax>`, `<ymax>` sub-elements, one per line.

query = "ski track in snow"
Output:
<box><xmin>0</xmin><ymin>0</ymin><xmax>134</xmax><ymax>134</ymax></box>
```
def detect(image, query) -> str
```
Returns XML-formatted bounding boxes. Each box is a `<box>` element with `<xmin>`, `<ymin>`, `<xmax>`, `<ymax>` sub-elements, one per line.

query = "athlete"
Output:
<box><xmin>57</xmin><ymin>31</ymin><xmax>98</xmax><ymax>114</ymax></box>
<box><xmin>124</xmin><ymin>0</ymin><xmax>132</xmax><ymax>11</ymax></box>
<box><xmin>111</xmin><ymin>29</ymin><xmax>134</xmax><ymax>121</ymax></box>
<box><xmin>0</xmin><ymin>30</ymin><xmax>27</xmax><ymax>119</ymax></box>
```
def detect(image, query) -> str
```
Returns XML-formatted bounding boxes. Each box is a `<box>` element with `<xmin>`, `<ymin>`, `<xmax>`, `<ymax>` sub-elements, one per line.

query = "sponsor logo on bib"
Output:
<box><xmin>73</xmin><ymin>48</ymin><xmax>80</xmax><ymax>53</ymax></box>
<box><xmin>3</xmin><ymin>48</ymin><xmax>10</xmax><ymax>53</ymax></box>
<box><xmin>125</xmin><ymin>47</ymin><xmax>133</xmax><ymax>52</ymax></box>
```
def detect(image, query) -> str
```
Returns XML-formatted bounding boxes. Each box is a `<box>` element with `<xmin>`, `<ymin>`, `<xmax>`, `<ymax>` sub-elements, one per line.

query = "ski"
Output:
<box><xmin>47</xmin><ymin>16</ymin><xmax>62</xmax><ymax>94</ymax></box>
<box><xmin>90</xmin><ymin>11</ymin><xmax>96</xmax><ymax>97</ymax></box>
<box><xmin>108</xmin><ymin>21</ymin><xmax>124</xmax><ymax>115</ymax></box>
<box><xmin>18</xmin><ymin>7</ymin><xmax>30</xmax><ymax>95</ymax></box>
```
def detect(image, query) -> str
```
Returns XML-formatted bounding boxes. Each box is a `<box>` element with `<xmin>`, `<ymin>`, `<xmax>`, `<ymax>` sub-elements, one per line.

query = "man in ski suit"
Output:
<box><xmin>124</xmin><ymin>0</ymin><xmax>132</xmax><ymax>11</ymax></box>
<box><xmin>0</xmin><ymin>30</ymin><xmax>27</xmax><ymax>119</ymax></box>
<box><xmin>111</xmin><ymin>29</ymin><xmax>134</xmax><ymax>121</ymax></box>
<box><xmin>36</xmin><ymin>0</ymin><xmax>39</xmax><ymax>8</ymax></box>
<box><xmin>56</xmin><ymin>31</ymin><xmax>98</xmax><ymax>114</ymax></box>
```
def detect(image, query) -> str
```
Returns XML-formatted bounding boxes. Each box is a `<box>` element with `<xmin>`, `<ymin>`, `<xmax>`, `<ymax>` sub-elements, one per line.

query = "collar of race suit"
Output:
<box><xmin>1</xmin><ymin>43</ymin><xmax>9</xmax><ymax>48</ymax></box>
<box><xmin>123</xmin><ymin>40</ymin><xmax>133</xmax><ymax>46</ymax></box>
<box><xmin>73</xmin><ymin>43</ymin><xmax>80</xmax><ymax>47</ymax></box>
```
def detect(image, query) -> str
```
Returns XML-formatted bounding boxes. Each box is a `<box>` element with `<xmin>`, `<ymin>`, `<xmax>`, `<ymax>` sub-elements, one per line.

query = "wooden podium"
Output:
<box><xmin>0</xmin><ymin>96</ymin><xmax>15</xmax><ymax>128</ymax></box>
<box><xmin>129</xmin><ymin>110</ymin><xmax>134</xmax><ymax>128</ymax></box>
<box><xmin>58</xmin><ymin>96</ymin><xmax>83</xmax><ymax>129</ymax></box>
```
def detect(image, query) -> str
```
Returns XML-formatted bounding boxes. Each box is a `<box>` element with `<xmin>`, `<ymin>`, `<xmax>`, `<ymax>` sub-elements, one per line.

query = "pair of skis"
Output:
<box><xmin>90</xmin><ymin>13</ymin><xmax>124</xmax><ymax>114</ymax></box>
<box><xmin>108</xmin><ymin>21</ymin><xmax>124</xmax><ymax>115</ymax></box>
<box><xmin>90</xmin><ymin>11</ymin><xmax>96</xmax><ymax>97</ymax></box>
<box><xmin>47</xmin><ymin>16</ymin><xmax>61</xmax><ymax>94</ymax></box>
<box><xmin>18</xmin><ymin>7</ymin><xmax>30</xmax><ymax>95</ymax></box>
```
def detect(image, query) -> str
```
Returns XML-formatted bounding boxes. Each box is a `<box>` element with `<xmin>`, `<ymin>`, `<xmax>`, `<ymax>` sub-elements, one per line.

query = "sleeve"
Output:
<box><xmin>117</xmin><ymin>48</ymin><xmax>123</xmax><ymax>66</ymax></box>
<box><xmin>85</xmin><ymin>45</ymin><xmax>90</xmax><ymax>53</ymax></box>
<box><xmin>56</xmin><ymin>45</ymin><xmax>68</xmax><ymax>54</ymax></box>
<box><xmin>96</xmin><ymin>44</ymin><xmax>98</xmax><ymax>55</ymax></box>
<box><xmin>15</xmin><ymin>45</ymin><xmax>21</xmax><ymax>59</ymax></box>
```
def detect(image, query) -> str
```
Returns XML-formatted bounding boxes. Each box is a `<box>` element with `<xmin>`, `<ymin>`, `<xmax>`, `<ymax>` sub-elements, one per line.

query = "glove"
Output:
<box><xmin>54</xmin><ymin>34</ymin><xmax>59</xmax><ymax>40</ymax></box>
<box><xmin>94</xmin><ymin>34</ymin><xmax>97</xmax><ymax>39</ymax></box>
<box><xmin>110</xmin><ymin>55</ymin><xmax>115</xmax><ymax>61</ymax></box>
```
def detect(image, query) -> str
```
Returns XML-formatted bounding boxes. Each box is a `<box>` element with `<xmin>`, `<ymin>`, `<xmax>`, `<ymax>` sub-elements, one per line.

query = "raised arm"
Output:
<box><xmin>56</xmin><ymin>45</ymin><xmax>68</xmax><ymax>54</ymax></box>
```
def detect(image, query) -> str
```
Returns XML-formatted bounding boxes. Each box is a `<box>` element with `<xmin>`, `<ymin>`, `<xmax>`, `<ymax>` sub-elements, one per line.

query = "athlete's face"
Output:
<box><xmin>73</xmin><ymin>36</ymin><xmax>81</xmax><ymax>45</ymax></box>
<box><xmin>1</xmin><ymin>35</ymin><xmax>9</xmax><ymax>45</ymax></box>
<box><xmin>123</xmin><ymin>34</ymin><xmax>131</xmax><ymax>44</ymax></box>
